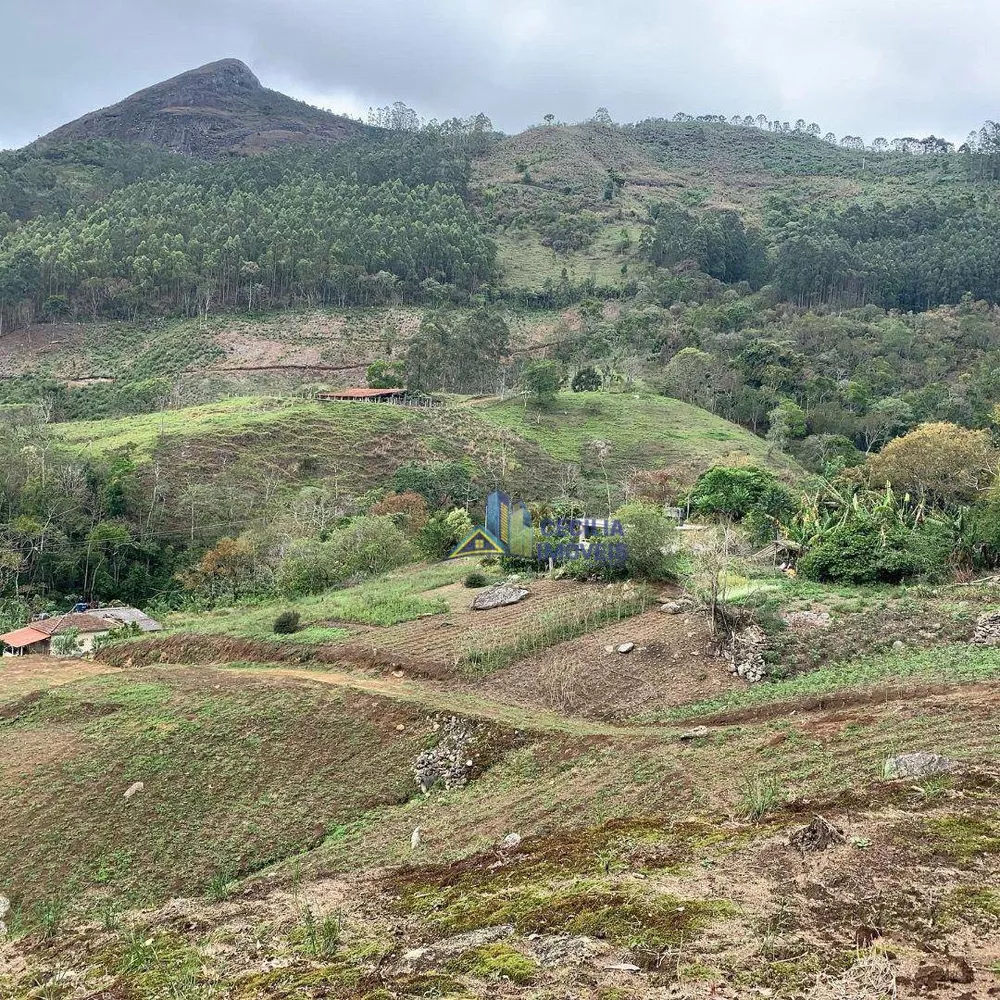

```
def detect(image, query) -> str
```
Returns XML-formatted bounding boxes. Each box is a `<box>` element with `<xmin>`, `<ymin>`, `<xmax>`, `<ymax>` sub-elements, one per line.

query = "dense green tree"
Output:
<box><xmin>404</xmin><ymin>307</ymin><xmax>511</xmax><ymax>393</ymax></box>
<box><xmin>868</xmin><ymin>422</ymin><xmax>997</xmax><ymax>506</ymax></box>
<box><xmin>366</xmin><ymin>360</ymin><xmax>405</xmax><ymax>389</ymax></box>
<box><xmin>521</xmin><ymin>359</ymin><xmax>564</xmax><ymax>402</ymax></box>
<box><xmin>391</xmin><ymin>461</ymin><xmax>473</xmax><ymax>507</ymax></box>
<box><xmin>687</xmin><ymin>466</ymin><xmax>797</xmax><ymax>522</ymax></box>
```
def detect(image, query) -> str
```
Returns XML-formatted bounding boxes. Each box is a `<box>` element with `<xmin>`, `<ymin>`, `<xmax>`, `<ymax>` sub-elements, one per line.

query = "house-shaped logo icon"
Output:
<box><xmin>449</xmin><ymin>491</ymin><xmax>533</xmax><ymax>560</ymax></box>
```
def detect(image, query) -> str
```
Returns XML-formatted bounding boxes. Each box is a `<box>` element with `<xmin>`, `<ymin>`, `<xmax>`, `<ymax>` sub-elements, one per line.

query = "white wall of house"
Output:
<box><xmin>49</xmin><ymin>630</ymin><xmax>109</xmax><ymax>655</ymax></box>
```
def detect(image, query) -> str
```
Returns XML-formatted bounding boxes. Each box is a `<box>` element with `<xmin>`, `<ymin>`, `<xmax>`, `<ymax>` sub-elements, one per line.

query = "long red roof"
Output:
<box><xmin>1</xmin><ymin>626</ymin><xmax>50</xmax><ymax>649</ymax></box>
<box><xmin>317</xmin><ymin>387</ymin><xmax>405</xmax><ymax>399</ymax></box>
<box><xmin>1</xmin><ymin>613</ymin><xmax>113</xmax><ymax>647</ymax></box>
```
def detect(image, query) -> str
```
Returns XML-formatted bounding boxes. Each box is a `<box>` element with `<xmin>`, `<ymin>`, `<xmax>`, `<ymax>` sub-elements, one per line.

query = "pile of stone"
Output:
<box><xmin>969</xmin><ymin>610</ymin><xmax>1000</xmax><ymax>646</ymax></box>
<box><xmin>782</xmin><ymin>609</ymin><xmax>832</xmax><ymax>629</ymax></box>
<box><xmin>413</xmin><ymin>716</ymin><xmax>477</xmax><ymax>793</ymax></box>
<box><xmin>726</xmin><ymin>623</ymin><xmax>768</xmax><ymax>683</ymax></box>
<box><xmin>659</xmin><ymin>595</ymin><xmax>696</xmax><ymax>615</ymax></box>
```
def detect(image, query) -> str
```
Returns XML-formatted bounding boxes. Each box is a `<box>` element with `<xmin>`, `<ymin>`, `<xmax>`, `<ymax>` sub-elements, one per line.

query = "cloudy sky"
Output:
<box><xmin>2</xmin><ymin>0</ymin><xmax>997</xmax><ymax>150</ymax></box>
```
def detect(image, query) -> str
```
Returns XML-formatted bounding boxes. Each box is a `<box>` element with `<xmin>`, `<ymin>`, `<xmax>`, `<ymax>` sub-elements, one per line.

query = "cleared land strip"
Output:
<box><xmin>225</xmin><ymin>663</ymin><xmax>1000</xmax><ymax>741</ymax></box>
<box><xmin>228</xmin><ymin>665</ymin><xmax>633</xmax><ymax>736</ymax></box>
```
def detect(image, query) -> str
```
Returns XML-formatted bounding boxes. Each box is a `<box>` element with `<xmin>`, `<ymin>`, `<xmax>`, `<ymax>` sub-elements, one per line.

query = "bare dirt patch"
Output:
<box><xmin>0</xmin><ymin>655</ymin><xmax>114</xmax><ymax>703</ymax></box>
<box><xmin>0</xmin><ymin>323</ymin><xmax>87</xmax><ymax>376</ymax></box>
<box><xmin>477</xmin><ymin>608</ymin><xmax>737</xmax><ymax>719</ymax></box>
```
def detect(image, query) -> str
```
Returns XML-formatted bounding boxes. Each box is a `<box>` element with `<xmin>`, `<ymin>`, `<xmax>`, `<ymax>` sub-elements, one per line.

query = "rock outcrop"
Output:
<box><xmin>35</xmin><ymin>59</ymin><xmax>366</xmax><ymax>157</ymax></box>
<box><xmin>883</xmin><ymin>751</ymin><xmax>955</xmax><ymax>780</ymax></box>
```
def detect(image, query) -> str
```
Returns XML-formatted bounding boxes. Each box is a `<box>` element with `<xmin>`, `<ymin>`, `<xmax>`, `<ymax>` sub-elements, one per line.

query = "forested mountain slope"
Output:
<box><xmin>6</xmin><ymin>71</ymin><xmax>1000</xmax><ymax>610</ymax></box>
<box><xmin>4</xmin><ymin>67</ymin><xmax>1000</xmax><ymax>326</ymax></box>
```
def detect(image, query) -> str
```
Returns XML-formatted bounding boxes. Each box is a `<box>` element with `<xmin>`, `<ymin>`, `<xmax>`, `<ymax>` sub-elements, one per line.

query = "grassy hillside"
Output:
<box><xmin>49</xmin><ymin>392</ymin><xmax>799</xmax><ymax>522</ymax></box>
<box><xmin>0</xmin><ymin>667</ymin><xmax>435</xmax><ymax>906</ymax></box>
<box><xmin>478</xmin><ymin>391</ymin><xmax>799</xmax><ymax>484</ymax></box>
<box><xmin>475</xmin><ymin>119</ymin><xmax>984</xmax><ymax>293</ymax></box>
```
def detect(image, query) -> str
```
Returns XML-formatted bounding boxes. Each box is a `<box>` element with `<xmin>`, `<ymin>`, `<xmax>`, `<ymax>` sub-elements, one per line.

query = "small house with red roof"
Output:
<box><xmin>1</xmin><ymin>613</ymin><xmax>114</xmax><ymax>656</ymax></box>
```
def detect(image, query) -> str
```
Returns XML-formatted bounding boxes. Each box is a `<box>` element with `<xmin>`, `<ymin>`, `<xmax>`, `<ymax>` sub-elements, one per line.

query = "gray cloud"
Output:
<box><xmin>1</xmin><ymin>0</ymin><xmax>997</xmax><ymax>150</ymax></box>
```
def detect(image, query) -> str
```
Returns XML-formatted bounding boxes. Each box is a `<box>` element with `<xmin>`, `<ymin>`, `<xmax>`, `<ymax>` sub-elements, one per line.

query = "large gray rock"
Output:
<box><xmin>660</xmin><ymin>599</ymin><xmax>693</xmax><ymax>615</ymax></box>
<box><xmin>678</xmin><ymin>725</ymin><xmax>710</xmax><ymax>741</ymax></box>
<box><xmin>398</xmin><ymin>925</ymin><xmax>514</xmax><ymax>972</ymax></box>
<box><xmin>471</xmin><ymin>584</ymin><xmax>529</xmax><ymax>611</ymax></box>
<box><xmin>498</xmin><ymin>832</ymin><xmax>522</xmax><ymax>852</ymax></box>
<box><xmin>883</xmin><ymin>751</ymin><xmax>955</xmax><ymax>780</ymax></box>
<box><xmin>530</xmin><ymin>934</ymin><xmax>610</xmax><ymax>967</ymax></box>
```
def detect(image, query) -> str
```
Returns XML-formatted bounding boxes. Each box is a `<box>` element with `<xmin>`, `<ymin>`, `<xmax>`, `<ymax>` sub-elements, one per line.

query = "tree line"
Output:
<box><xmin>0</xmin><ymin>139</ymin><xmax>498</xmax><ymax>330</ymax></box>
<box><xmin>589</xmin><ymin>109</ymin><xmax>1000</xmax><ymax>158</ymax></box>
<box><xmin>639</xmin><ymin>195</ymin><xmax>1000</xmax><ymax>312</ymax></box>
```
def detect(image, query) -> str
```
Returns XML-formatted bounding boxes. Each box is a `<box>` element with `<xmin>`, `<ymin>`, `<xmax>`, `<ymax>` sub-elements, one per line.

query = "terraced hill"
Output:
<box><xmin>4</xmin><ymin>570</ymin><xmax>1000</xmax><ymax>998</ymax></box>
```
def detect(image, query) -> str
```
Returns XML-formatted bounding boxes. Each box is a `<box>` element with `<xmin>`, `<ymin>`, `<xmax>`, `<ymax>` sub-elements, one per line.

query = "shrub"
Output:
<box><xmin>51</xmin><ymin>629</ymin><xmax>83</xmax><ymax>656</ymax></box>
<box><xmin>273</xmin><ymin>610</ymin><xmax>301</xmax><ymax>634</ymax></box>
<box><xmin>687</xmin><ymin>466</ymin><xmax>796</xmax><ymax>522</ymax></box>
<box><xmin>277</xmin><ymin>516</ymin><xmax>416</xmax><ymax>596</ymax></box>
<box><xmin>557</xmin><ymin>554</ymin><xmax>617</xmax><ymax>581</ymax></box>
<box><xmin>180</xmin><ymin>536</ymin><xmax>263</xmax><ymax>604</ymax></box>
<box><xmin>417</xmin><ymin>508</ymin><xmax>474</xmax><ymax>560</ymax></box>
<box><xmin>298</xmin><ymin>906</ymin><xmax>341</xmax><ymax>959</ymax></box>
<box><xmin>91</xmin><ymin>621</ymin><xmax>142</xmax><ymax>652</ymax></box>
<box><xmin>742</xmin><ymin>509</ymin><xmax>778</xmax><ymax>547</ymax></box>
<box><xmin>798</xmin><ymin>515</ymin><xmax>950</xmax><ymax>584</ymax></box>
<box><xmin>968</xmin><ymin>498</ymin><xmax>1000</xmax><ymax>566</ymax></box>
<box><xmin>737</xmin><ymin>772</ymin><xmax>783</xmax><ymax>821</ymax></box>
<box><xmin>521</xmin><ymin>359</ymin><xmax>564</xmax><ymax>402</ymax></box>
<box><xmin>463</xmin><ymin>570</ymin><xmax>489</xmax><ymax>588</ymax></box>
<box><xmin>370</xmin><ymin>491</ymin><xmax>430</xmax><ymax>536</ymax></box>
<box><xmin>391</xmin><ymin>461</ymin><xmax>472</xmax><ymax>507</ymax></box>
<box><xmin>615</xmin><ymin>502</ymin><xmax>677</xmax><ymax>580</ymax></box>
<box><xmin>571</xmin><ymin>366</ymin><xmax>602</xmax><ymax>392</ymax></box>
